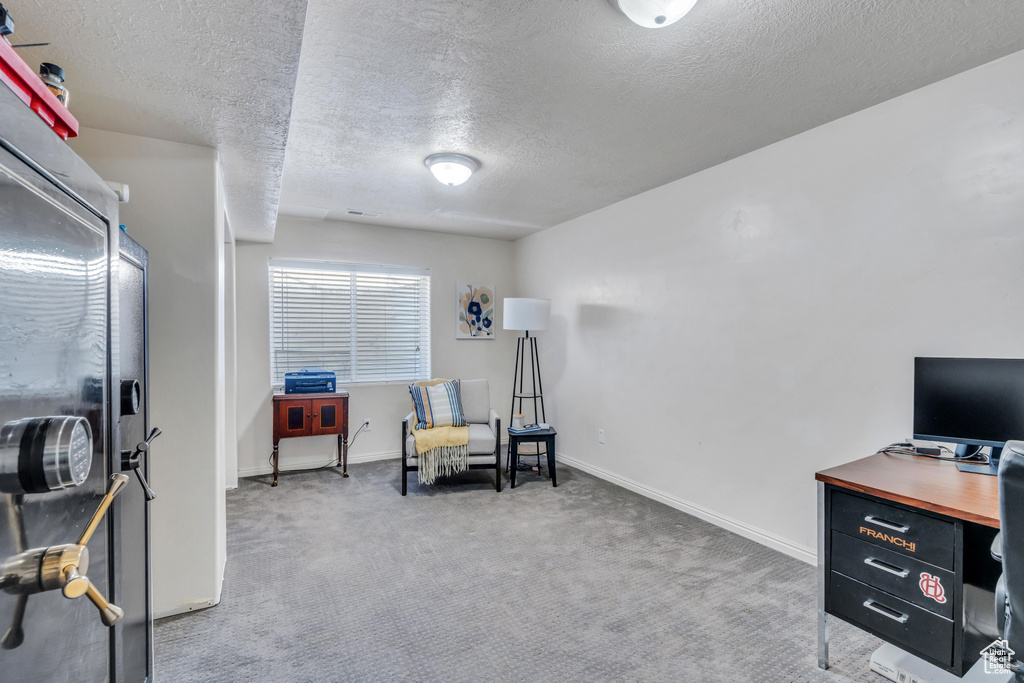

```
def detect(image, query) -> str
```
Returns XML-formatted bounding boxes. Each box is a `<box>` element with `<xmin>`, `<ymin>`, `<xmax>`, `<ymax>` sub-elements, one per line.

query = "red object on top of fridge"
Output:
<box><xmin>0</xmin><ymin>38</ymin><xmax>78</xmax><ymax>139</ymax></box>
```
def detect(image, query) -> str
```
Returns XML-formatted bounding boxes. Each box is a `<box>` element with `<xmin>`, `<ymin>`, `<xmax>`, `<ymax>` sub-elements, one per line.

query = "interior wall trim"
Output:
<box><xmin>238</xmin><ymin>450</ymin><xmax>401</xmax><ymax>478</ymax></box>
<box><xmin>237</xmin><ymin>439</ymin><xmax>511</xmax><ymax>479</ymax></box>
<box><xmin>555</xmin><ymin>452</ymin><xmax>816</xmax><ymax>566</ymax></box>
<box><xmin>154</xmin><ymin>596</ymin><xmax>220</xmax><ymax>621</ymax></box>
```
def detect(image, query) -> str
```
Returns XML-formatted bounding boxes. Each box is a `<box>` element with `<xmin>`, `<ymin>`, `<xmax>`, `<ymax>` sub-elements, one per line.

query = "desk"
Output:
<box><xmin>816</xmin><ymin>453</ymin><xmax>1001</xmax><ymax>676</ymax></box>
<box><xmin>508</xmin><ymin>428</ymin><xmax>557</xmax><ymax>489</ymax></box>
<box><xmin>272</xmin><ymin>391</ymin><xmax>349</xmax><ymax>486</ymax></box>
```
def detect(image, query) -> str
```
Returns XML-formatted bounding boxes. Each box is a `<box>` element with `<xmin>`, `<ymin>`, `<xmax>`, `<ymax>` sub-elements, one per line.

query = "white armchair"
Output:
<box><xmin>401</xmin><ymin>379</ymin><xmax>501</xmax><ymax>495</ymax></box>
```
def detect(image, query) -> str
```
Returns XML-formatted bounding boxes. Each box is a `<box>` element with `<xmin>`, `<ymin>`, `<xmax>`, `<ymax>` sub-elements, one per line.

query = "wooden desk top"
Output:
<box><xmin>816</xmin><ymin>452</ymin><xmax>1000</xmax><ymax>529</ymax></box>
<box><xmin>273</xmin><ymin>390</ymin><xmax>349</xmax><ymax>400</ymax></box>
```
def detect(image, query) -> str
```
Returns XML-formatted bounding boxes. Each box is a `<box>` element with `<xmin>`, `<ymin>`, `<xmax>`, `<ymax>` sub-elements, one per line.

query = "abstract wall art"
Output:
<box><xmin>457</xmin><ymin>283</ymin><xmax>495</xmax><ymax>339</ymax></box>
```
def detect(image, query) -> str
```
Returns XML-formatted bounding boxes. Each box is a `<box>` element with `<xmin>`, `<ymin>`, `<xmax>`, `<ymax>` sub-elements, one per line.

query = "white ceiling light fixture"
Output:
<box><xmin>424</xmin><ymin>153</ymin><xmax>480</xmax><ymax>186</ymax></box>
<box><xmin>609</xmin><ymin>0</ymin><xmax>698</xmax><ymax>28</ymax></box>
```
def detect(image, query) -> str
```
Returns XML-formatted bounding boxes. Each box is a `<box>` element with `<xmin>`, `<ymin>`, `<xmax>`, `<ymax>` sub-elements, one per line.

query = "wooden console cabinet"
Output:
<box><xmin>272</xmin><ymin>391</ymin><xmax>349</xmax><ymax>486</ymax></box>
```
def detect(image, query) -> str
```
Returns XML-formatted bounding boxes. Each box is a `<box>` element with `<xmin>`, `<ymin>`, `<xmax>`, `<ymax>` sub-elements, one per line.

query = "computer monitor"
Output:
<box><xmin>914</xmin><ymin>357</ymin><xmax>1024</xmax><ymax>475</ymax></box>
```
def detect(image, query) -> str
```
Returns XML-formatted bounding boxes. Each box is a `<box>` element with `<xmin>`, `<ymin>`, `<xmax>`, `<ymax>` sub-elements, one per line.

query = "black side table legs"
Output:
<box><xmin>508</xmin><ymin>429</ymin><xmax>557</xmax><ymax>489</ymax></box>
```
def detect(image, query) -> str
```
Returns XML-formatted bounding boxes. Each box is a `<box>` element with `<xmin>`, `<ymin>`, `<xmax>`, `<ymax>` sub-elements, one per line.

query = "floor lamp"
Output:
<box><xmin>504</xmin><ymin>298</ymin><xmax>551</xmax><ymax>470</ymax></box>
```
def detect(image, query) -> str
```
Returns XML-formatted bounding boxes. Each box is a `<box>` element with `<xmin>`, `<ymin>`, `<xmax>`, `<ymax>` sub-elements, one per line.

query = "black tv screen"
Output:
<box><xmin>914</xmin><ymin>357</ymin><xmax>1024</xmax><ymax>446</ymax></box>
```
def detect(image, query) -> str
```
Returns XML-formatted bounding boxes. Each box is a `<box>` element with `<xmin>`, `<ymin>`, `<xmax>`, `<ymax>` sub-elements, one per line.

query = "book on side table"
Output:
<box><xmin>508</xmin><ymin>423</ymin><xmax>550</xmax><ymax>434</ymax></box>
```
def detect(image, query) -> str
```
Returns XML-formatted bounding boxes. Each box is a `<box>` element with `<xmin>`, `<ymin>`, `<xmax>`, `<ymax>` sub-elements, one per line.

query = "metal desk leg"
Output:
<box><xmin>340</xmin><ymin>433</ymin><xmax>349</xmax><ymax>477</ymax></box>
<box><xmin>818</xmin><ymin>481</ymin><xmax>830</xmax><ymax>670</ymax></box>
<box><xmin>272</xmin><ymin>441</ymin><xmax>279</xmax><ymax>487</ymax></box>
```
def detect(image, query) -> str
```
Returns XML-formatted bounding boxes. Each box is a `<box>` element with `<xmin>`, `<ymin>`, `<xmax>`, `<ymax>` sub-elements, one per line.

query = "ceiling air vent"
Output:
<box><xmin>346</xmin><ymin>209</ymin><xmax>381</xmax><ymax>218</ymax></box>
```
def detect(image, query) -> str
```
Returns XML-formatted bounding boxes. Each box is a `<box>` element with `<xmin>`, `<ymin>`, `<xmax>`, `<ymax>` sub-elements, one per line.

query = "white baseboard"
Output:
<box><xmin>154</xmin><ymin>596</ymin><xmax>219</xmax><ymax>620</ymax></box>
<box><xmin>237</xmin><ymin>438</ymin><xmax>511</xmax><ymax>479</ymax></box>
<box><xmin>350</xmin><ymin>450</ymin><xmax>401</xmax><ymax>463</ymax></box>
<box><xmin>237</xmin><ymin>450</ymin><xmax>401</xmax><ymax>478</ymax></box>
<box><xmin>555</xmin><ymin>452</ymin><xmax>816</xmax><ymax>566</ymax></box>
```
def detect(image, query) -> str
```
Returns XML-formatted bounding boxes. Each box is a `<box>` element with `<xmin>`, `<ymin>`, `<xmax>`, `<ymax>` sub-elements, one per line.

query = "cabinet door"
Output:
<box><xmin>116</xmin><ymin>238</ymin><xmax>153</xmax><ymax>683</ymax></box>
<box><xmin>277</xmin><ymin>399</ymin><xmax>312</xmax><ymax>437</ymax></box>
<box><xmin>312</xmin><ymin>397</ymin><xmax>347</xmax><ymax>436</ymax></box>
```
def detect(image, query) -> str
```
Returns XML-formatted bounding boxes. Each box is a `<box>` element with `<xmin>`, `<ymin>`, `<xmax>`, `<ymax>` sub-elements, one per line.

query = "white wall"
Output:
<box><xmin>213</xmin><ymin>185</ymin><xmax>227</xmax><ymax>591</ymax></box>
<box><xmin>515</xmin><ymin>50</ymin><xmax>1024</xmax><ymax>563</ymax></box>
<box><xmin>224</xmin><ymin>235</ymin><xmax>239</xmax><ymax>490</ymax></box>
<box><xmin>70</xmin><ymin>128</ymin><xmax>227</xmax><ymax>616</ymax></box>
<box><xmin>236</xmin><ymin>217</ymin><xmax>517</xmax><ymax>477</ymax></box>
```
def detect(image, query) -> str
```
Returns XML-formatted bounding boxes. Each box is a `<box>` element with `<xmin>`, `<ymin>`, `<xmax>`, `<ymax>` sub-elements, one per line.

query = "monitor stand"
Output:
<box><xmin>956</xmin><ymin>444</ymin><xmax>1002</xmax><ymax>476</ymax></box>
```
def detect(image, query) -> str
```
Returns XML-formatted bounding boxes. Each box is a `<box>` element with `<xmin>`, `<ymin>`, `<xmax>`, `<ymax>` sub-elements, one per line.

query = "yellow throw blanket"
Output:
<box><xmin>410</xmin><ymin>378</ymin><xmax>469</xmax><ymax>484</ymax></box>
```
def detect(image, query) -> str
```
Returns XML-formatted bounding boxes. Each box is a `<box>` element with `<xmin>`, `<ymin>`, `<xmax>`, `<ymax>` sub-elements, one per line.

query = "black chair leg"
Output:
<box><xmin>401</xmin><ymin>420</ymin><xmax>408</xmax><ymax>496</ymax></box>
<box><xmin>495</xmin><ymin>419</ymin><xmax>501</xmax><ymax>492</ymax></box>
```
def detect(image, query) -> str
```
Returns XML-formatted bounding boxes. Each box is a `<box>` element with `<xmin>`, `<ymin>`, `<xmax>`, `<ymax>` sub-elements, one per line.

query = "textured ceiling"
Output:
<box><xmin>280</xmin><ymin>0</ymin><xmax>1024</xmax><ymax>241</ymax></box>
<box><xmin>9</xmin><ymin>0</ymin><xmax>307</xmax><ymax>242</ymax></box>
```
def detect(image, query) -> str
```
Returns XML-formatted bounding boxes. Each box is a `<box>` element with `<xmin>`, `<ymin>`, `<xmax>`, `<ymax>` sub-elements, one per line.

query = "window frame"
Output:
<box><xmin>268</xmin><ymin>258</ymin><xmax>431</xmax><ymax>388</ymax></box>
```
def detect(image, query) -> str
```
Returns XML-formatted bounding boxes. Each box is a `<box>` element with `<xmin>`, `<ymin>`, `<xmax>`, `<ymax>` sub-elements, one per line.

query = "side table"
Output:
<box><xmin>272</xmin><ymin>391</ymin><xmax>349</xmax><ymax>486</ymax></box>
<box><xmin>508</xmin><ymin>427</ymin><xmax>557</xmax><ymax>489</ymax></box>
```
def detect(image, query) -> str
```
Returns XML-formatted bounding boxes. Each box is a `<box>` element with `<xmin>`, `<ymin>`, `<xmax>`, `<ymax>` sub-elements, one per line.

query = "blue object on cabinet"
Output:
<box><xmin>284</xmin><ymin>368</ymin><xmax>336</xmax><ymax>394</ymax></box>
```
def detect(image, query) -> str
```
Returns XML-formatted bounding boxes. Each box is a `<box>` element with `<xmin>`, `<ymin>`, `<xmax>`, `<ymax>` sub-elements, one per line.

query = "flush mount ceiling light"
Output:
<box><xmin>424</xmin><ymin>153</ymin><xmax>480</xmax><ymax>186</ymax></box>
<box><xmin>609</xmin><ymin>0</ymin><xmax>698</xmax><ymax>28</ymax></box>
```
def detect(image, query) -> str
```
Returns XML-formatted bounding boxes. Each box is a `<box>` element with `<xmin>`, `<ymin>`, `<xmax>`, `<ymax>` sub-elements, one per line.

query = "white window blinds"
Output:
<box><xmin>269</xmin><ymin>259</ymin><xmax>431</xmax><ymax>385</ymax></box>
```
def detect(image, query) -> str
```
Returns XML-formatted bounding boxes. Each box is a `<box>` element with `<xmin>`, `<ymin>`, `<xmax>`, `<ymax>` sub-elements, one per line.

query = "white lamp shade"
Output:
<box><xmin>503</xmin><ymin>298</ymin><xmax>550</xmax><ymax>331</ymax></box>
<box><xmin>612</xmin><ymin>0</ymin><xmax>698</xmax><ymax>28</ymax></box>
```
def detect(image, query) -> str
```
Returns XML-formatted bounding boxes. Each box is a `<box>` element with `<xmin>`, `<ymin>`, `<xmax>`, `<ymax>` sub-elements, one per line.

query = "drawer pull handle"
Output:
<box><xmin>864</xmin><ymin>557</ymin><xmax>909</xmax><ymax>578</ymax></box>
<box><xmin>863</xmin><ymin>600</ymin><xmax>909</xmax><ymax>623</ymax></box>
<box><xmin>864</xmin><ymin>515</ymin><xmax>909</xmax><ymax>533</ymax></box>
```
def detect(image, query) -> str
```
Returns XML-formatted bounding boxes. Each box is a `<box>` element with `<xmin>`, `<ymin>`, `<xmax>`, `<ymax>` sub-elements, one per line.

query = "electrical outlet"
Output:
<box><xmin>363</xmin><ymin>419</ymin><xmax>371</xmax><ymax>431</ymax></box>
<box><xmin>598</xmin><ymin>429</ymin><xmax>605</xmax><ymax>444</ymax></box>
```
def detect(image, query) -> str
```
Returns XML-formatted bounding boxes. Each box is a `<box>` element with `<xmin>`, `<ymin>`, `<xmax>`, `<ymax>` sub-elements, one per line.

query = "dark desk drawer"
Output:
<box><xmin>831</xmin><ymin>531</ymin><xmax>954</xmax><ymax>619</ymax></box>
<box><xmin>830</xmin><ymin>572</ymin><xmax>953</xmax><ymax>666</ymax></box>
<box><xmin>831</xmin><ymin>490</ymin><xmax>954</xmax><ymax>569</ymax></box>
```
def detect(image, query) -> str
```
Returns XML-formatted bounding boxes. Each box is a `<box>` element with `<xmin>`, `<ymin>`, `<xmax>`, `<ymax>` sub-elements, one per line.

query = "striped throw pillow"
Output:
<box><xmin>409</xmin><ymin>379</ymin><xmax>467</xmax><ymax>429</ymax></box>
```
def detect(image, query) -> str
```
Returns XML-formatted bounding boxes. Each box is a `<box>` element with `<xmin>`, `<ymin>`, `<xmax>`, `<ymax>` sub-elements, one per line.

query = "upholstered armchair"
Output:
<box><xmin>401</xmin><ymin>378</ymin><xmax>501</xmax><ymax>495</ymax></box>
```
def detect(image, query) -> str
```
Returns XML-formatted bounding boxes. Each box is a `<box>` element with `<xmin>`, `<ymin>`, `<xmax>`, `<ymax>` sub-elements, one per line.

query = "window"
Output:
<box><xmin>269</xmin><ymin>259</ymin><xmax>430</xmax><ymax>385</ymax></box>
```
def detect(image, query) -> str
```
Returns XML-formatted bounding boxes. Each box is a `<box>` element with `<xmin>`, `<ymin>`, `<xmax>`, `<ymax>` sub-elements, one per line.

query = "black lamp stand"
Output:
<box><xmin>509</xmin><ymin>331</ymin><xmax>546</xmax><ymax>471</ymax></box>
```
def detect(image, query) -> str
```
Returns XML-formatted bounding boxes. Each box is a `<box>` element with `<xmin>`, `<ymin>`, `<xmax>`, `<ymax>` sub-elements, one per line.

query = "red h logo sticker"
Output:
<box><xmin>920</xmin><ymin>572</ymin><xmax>946</xmax><ymax>604</ymax></box>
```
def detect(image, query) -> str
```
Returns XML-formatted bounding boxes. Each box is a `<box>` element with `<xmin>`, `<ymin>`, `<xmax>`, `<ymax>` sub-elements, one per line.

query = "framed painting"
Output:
<box><xmin>457</xmin><ymin>283</ymin><xmax>495</xmax><ymax>339</ymax></box>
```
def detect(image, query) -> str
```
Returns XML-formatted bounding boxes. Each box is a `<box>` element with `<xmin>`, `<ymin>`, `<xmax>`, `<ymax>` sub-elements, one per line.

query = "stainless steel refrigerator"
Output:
<box><xmin>0</xmin><ymin>82</ymin><xmax>154</xmax><ymax>681</ymax></box>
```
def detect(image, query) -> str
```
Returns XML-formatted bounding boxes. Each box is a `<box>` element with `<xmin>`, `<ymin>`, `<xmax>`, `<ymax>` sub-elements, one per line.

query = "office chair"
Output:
<box><xmin>995</xmin><ymin>440</ymin><xmax>1024</xmax><ymax>681</ymax></box>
